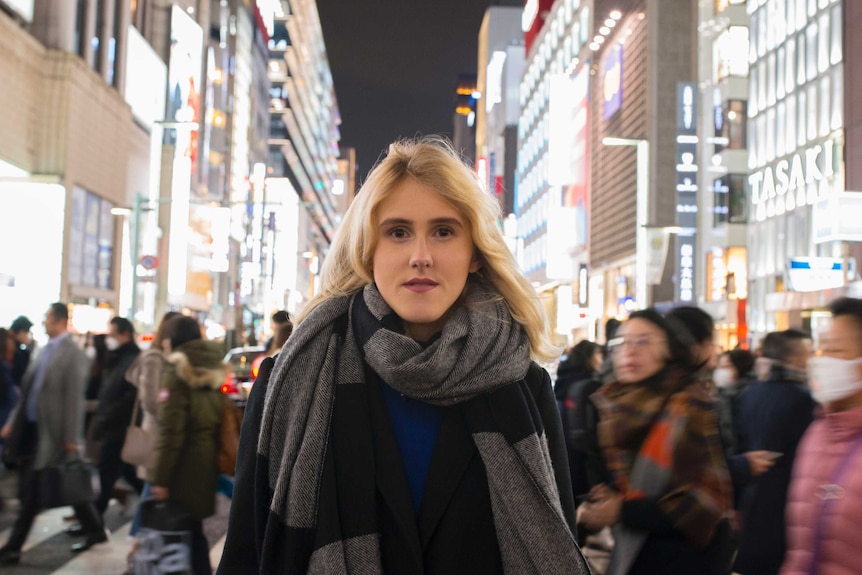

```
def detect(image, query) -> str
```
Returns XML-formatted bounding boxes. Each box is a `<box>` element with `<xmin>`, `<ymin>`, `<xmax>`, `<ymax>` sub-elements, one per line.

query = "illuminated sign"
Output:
<box><xmin>522</xmin><ymin>0</ymin><xmax>539</xmax><ymax>32</ymax></box>
<box><xmin>676</xmin><ymin>83</ymin><xmax>698</xmax><ymax>303</ymax></box>
<box><xmin>603</xmin><ymin>43</ymin><xmax>623</xmax><ymax>120</ymax></box>
<box><xmin>787</xmin><ymin>257</ymin><xmax>846</xmax><ymax>292</ymax></box>
<box><xmin>124</xmin><ymin>27</ymin><xmax>167</xmax><ymax>127</ymax></box>
<box><xmin>749</xmin><ymin>137</ymin><xmax>838</xmax><ymax>221</ymax></box>
<box><xmin>3</xmin><ymin>0</ymin><xmax>33</xmax><ymax>21</ymax></box>
<box><xmin>485</xmin><ymin>51</ymin><xmax>507</xmax><ymax>113</ymax></box>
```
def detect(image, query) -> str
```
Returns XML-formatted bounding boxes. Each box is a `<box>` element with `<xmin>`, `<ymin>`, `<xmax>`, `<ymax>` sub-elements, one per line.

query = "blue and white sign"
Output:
<box><xmin>787</xmin><ymin>257</ymin><xmax>848</xmax><ymax>292</ymax></box>
<box><xmin>603</xmin><ymin>43</ymin><xmax>623</xmax><ymax>120</ymax></box>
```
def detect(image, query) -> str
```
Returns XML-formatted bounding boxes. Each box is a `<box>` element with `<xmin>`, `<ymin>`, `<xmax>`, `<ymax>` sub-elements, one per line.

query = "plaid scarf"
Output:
<box><xmin>592</xmin><ymin>369</ymin><xmax>732</xmax><ymax>574</ymax></box>
<box><xmin>258</xmin><ymin>278</ymin><xmax>591</xmax><ymax>574</ymax></box>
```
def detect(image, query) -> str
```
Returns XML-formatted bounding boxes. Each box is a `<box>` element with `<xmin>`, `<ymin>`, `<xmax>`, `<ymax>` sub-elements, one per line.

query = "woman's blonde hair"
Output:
<box><xmin>298</xmin><ymin>136</ymin><xmax>557</xmax><ymax>362</ymax></box>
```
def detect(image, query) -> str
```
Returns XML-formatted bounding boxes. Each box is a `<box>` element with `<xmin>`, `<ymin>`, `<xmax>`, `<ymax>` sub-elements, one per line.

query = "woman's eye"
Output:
<box><xmin>388</xmin><ymin>227</ymin><xmax>408</xmax><ymax>239</ymax></box>
<box><xmin>436</xmin><ymin>227</ymin><xmax>455</xmax><ymax>238</ymax></box>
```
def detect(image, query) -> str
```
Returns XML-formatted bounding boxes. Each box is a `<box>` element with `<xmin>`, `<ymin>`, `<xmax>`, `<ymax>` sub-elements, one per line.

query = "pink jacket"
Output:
<box><xmin>780</xmin><ymin>404</ymin><xmax>862</xmax><ymax>575</ymax></box>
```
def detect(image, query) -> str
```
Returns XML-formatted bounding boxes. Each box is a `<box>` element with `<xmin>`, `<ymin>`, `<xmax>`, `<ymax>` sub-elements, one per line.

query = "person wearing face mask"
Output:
<box><xmin>714</xmin><ymin>349</ymin><xmax>755</xmax><ymax>458</ymax></box>
<box><xmin>780</xmin><ymin>298</ymin><xmax>862</xmax><ymax>575</ymax></box>
<box><xmin>82</xmin><ymin>317</ymin><xmax>144</xmax><ymax>543</ymax></box>
<box><xmin>733</xmin><ymin>329</ymin><xmax>816</xmax><ymax>575</ymax></box>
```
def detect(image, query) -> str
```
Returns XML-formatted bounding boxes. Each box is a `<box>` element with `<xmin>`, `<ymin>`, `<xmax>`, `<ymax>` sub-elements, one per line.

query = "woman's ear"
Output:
<box><xmin>469</xmin><ymin>252</ymin><xmax>482</xmax><ymax>273</ymax></box>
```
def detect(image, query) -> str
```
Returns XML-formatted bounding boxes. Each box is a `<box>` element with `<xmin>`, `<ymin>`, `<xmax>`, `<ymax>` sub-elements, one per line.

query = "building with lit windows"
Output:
<box><xmin>696</xmin><ymin>0</ymin><xmax>751</xmax><ymax>349</ymax></box>
<box><xmin>266</xmin><ymin>0</ymin><xmax>342</xmax><ymax>318</ymax></box>
<box><xmin>516</xmin><ymin>0</ymin><xmax>592</xmax><ymax>340</ymax></box>
<box><xmin>453</xmin><ymin>74</ymin><xmax>479</xmax><ymax>164</ymax></box>
<box><xmin>475</xmin><ymin>5</ymin><xmax>524</xmax><ymax>215</ymax></box>
<box><xmin>516</xmin><ymin>0</ymin><xmax>698</xmax><ymax>342</ymax></box>
<box><xmin>744</xmin><ymin>0</ymin><xmax>862</xmax><ymax>342</ymax></box>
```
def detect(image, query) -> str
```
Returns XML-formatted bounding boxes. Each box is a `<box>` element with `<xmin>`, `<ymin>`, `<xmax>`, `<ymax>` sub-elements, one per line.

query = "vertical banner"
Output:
<box><xmin>676</xmin><ymin>83</ymin><xmax>698</xmax><ymax>303</ymax></box>
<box><xmin>646</xmin><ymin>228</ymin><xmax>671</xmax><ymax>285</ymax></box>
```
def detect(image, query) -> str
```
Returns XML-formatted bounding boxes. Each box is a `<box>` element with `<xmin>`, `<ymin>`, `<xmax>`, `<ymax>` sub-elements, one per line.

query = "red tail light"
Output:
<box><xmin>221</xmin><ymin>382</ymin><xmax>238</xmax><ymax>395</ymax></box>
<box><xmin>252</xmin><ymin>365</ymin><xmax>259</xmax><ymax>380</ymax></box>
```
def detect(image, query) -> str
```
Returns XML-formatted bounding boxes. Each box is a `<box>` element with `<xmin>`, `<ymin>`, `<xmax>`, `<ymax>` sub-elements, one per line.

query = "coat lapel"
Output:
<box><xmin>417</xmin><ymin>405</ymin><xmax>477</xmax><ymax>548</ymax></box>
<box><xmin>365</xmin><ymin>373</ymin><xmax>424</xmax><ymax>572</ymax></box>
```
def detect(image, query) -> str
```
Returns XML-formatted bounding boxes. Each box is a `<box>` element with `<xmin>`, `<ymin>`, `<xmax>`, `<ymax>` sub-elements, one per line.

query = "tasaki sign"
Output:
<box><xmin>748</xmin><ymin>137</ymin><xmax>839</xmax><ymax>221</ymax></box>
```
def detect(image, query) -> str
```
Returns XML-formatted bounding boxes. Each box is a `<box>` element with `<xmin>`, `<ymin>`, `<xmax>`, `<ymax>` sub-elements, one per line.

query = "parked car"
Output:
<box><xmin>222</xmin><ymin>346</ymin><xmax>267</xmax><ymax>406</ymax></box>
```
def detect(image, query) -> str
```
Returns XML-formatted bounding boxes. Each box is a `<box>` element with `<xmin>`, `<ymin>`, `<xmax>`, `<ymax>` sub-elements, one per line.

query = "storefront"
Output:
<box><xmin>746</xmin><ymin>0</ymin><xmax>850</xmax><ymax>339</ymax></box>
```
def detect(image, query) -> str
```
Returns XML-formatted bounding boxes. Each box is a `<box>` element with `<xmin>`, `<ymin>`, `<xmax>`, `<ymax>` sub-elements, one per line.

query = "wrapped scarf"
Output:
<box><xmin>592</xmin><ymin>369</ymin><xmax>732</xmax><ymax>575</ymax></box>
<box><xmin>258</xmin><ymin>278</ymin><xmax>591</xmax><ymax>574</ymax></box>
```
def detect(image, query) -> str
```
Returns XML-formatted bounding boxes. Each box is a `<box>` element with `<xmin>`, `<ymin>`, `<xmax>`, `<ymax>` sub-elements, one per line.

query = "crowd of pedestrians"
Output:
<box><xmin>0</xmin><ymin>303</ymin><xmax>254</xmax><ymax>574</ymax></box>
<box><xmin>553</xmin><ymin>302</ymin><xmax>862</xmax><ymax>575</ymax></box>
<box><xmin>1</xmin><ymin>138</ymin><xmax>862</xmax><ymax>575</ymax></box>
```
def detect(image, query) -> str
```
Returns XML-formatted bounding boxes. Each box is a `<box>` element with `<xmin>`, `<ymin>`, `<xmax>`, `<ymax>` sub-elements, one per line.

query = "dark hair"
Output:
<box><xmin>9</xmin><ymin>316</ymin><xmax>33</xmax><ymax>333</ymax></box>
<box><xmin>110</xmin><ymin>316</ymin><xmax>135</xmax><ymax>336</ymax></box>
<box><xmin>627</xmin><ymin>308</ymin><xmax>696</xmax><ymax>369</ymax></box>
<box><xmin>564</xmin><ymin>340</ymin><xmax>601</xmax><ymax>374</ymax></box>
<box><xmin>169</xmin><ymin>316</ymin><xmax>202</xmax><ymax>350</ymax></box>
<box><xmin>726</xmin><ymin>348</ymin><xmax>756</xmax><ymax>377</ymax></box>
<box><xmin>761</xmin><ymin>329</ymin><xmax>810</xmax><ymax>363</ymax></box>
<box><xmin>0</xmin><ymin>328</ymin><xmax>8</xmax><ymax>361</ymax></box>
<box><xmin>829</xmin><ymin>297</ymin><xmax>862</xmax><ymax>339</ymax></box>
<box><xmin>605</xmin><ymin>318</ymin><xmax>622</xmax><ymax>342</ymax></box>
<box><xmin>48</xmin><ymin>302</ymin><xmax>69</xmax><ymax>322</ymax></box>
<box><xmin>153</xmin><ymin>311</ymin><xmax>182</xmax><ymax>351</ymax></box>
<box><xmin>272</xmin><ymin>310</ymin><xmax>290</xmax><ymax>325</ymax></box>
<box><xmin>665</xmin><ymin>306</ymin><xmax>715</xmax><ymax>345</ymax></box>
<box><xmin>271</xmin><ymin>321</ymin><xmax>294</xmax><ymax>352</ymax></box>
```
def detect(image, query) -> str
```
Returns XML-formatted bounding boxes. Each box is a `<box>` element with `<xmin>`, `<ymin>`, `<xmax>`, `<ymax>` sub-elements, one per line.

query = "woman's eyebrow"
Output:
<box><xmin>379</xmin><ymin>217</ymin><xmax>464</xmax><ymax>228</ymax></box>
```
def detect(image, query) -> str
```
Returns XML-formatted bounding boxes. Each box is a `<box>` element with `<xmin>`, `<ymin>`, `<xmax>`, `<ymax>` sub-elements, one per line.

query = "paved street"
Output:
<box><xmin>0</xmin><ymin>472</ymin><xmax>230</xmax><ymax>574</ymax></box>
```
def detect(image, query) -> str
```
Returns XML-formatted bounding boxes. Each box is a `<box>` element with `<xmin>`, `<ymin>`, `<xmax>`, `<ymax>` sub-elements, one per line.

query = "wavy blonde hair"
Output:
<box><xmin>297</xmin><ymin>136</ymin><xmax>557</xmax><ymax>362</ymax></box>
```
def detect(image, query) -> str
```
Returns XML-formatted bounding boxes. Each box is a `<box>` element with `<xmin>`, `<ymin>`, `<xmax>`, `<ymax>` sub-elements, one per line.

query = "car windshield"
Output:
<box><xmin>226</xmin><ymin>349</ymin><xmax>264</xmax><ymax>377</ymax></box>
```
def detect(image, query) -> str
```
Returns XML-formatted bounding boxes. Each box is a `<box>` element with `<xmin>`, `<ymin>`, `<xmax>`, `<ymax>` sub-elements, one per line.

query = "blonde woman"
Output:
<box><xmin>217</xmin><ymin>137</ymin><xmax>590</xmax><ymax>574</ymax></box>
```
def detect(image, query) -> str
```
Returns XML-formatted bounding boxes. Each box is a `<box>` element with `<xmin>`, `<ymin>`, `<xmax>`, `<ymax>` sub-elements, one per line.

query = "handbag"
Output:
<box><xmin>134</xmin><ymin>499</ymin><xmax>194</xmax><ymax>574</ymax></box>
<box><xmin>38</xmin><ymin>458</ymin><xmax>97</xmax><ymax>508</ymax></box>
<box><xmin>121</xmin><ymin>392</ymin><xmax>158</xmax><ymax>468</ymax></box>
<box><xmin>217</xmin><ymin>399</ymin><xmax>242</xmax><ymax>476</ymax></box>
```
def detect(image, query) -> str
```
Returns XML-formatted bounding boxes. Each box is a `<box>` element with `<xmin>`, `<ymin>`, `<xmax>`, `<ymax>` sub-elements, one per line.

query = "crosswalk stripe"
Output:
<box><xmin>0</xmin><ymin>507</ymin><xmax>76</xmax><ymax>551</ymax></box>
<box><xmin>50</xmin><ymin>522</ymin><xmax>133</xmax><ymax>575</ymax></box>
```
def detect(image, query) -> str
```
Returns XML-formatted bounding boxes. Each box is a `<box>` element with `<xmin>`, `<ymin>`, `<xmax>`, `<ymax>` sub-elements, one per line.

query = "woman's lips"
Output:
<box><xmin>404</xmin><ymin>279</ymin><xmax>438</xmax><ymax>293</ymax></box>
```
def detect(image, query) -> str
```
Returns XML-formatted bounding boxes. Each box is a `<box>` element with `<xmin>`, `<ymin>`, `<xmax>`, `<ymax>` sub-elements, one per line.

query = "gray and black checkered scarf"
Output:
<box><xmin>258</xmin><ymin>277</ymin><xmax>591</xmax><ymax>574</ymax></box>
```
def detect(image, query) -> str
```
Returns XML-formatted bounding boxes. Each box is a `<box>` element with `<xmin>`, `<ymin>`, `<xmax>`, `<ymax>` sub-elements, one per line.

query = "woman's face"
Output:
<box><xmin>372</xmin><ymin>177</ymin><xmax>480</xmax><ymax>341</ymax></box>
<box><xmin>611</xmin><ymin>318</ymin><xmax>671</xmax><ymax>383</ymax></box>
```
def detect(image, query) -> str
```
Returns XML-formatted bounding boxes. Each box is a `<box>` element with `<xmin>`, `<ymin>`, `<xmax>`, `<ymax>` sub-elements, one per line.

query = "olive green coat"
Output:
<box><xmin>151</xmin><ymin>340</ymin><xmax>226</xmax><ymax>521</ymax></box>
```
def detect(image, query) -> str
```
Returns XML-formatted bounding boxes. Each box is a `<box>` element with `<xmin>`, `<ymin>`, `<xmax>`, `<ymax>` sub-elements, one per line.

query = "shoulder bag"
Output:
<box><xmin>121</xmin><ymin>392</ymin><xmax>158</xmax><ymax>468</ymax></box>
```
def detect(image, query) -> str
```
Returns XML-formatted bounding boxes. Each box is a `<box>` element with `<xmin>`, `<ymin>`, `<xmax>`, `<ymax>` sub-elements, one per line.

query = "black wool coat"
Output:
<box><xmin>217</xmin><ymin>357</ymin><xmax>577</xmax><ymax>574</ymax></box>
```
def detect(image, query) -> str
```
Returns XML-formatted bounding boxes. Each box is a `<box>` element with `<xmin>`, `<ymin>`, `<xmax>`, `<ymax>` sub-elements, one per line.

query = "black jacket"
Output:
<box><xmin>217</xmin><ymin>358</ymin><xmax>576</xmax><ymax>574</ymax></box>
<box><xmin>90</xmin><ymin>341</ymin><xmax>140</xmax><ymax>443</ymax></box>
<box><xmin>733</xmin><ymin>370</ymin><xmax>816</xmax><ymax>575</ymax></box>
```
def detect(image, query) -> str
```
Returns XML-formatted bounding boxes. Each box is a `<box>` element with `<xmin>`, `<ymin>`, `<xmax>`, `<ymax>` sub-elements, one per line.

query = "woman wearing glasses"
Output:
<box><xmin>578</xmin><ymin>309</ymin><xmax>732</xmax><ymax>575</ymax></box>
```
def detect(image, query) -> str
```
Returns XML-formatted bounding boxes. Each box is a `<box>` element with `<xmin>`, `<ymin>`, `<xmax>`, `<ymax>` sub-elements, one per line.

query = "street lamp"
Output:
<box><xmin>602</xmin><ymin>137</ymin><xmax>650</xmax><ymax>308</ymax></box>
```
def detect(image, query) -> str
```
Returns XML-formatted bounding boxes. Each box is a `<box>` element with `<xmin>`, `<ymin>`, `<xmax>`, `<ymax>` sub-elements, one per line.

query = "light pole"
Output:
<box><xmin>602</xmin><ymin>137</ymin><xmax>650</xmax><ymax>309</ymax></box>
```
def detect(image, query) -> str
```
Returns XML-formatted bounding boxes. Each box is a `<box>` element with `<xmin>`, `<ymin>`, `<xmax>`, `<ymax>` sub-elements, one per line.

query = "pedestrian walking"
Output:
<box><xmin>8</xmin><ymin>316</ymin><xmax>34</xmax><ymax>387</ymax></box>
<box><xmin>734</xmin><ymin>329</ymin><xmax>816</xmax><ymax>575</ymax></box>
<box><xmin>124</xmin><ymin>311</ymin><xmax>180</xmax><ymax>561</ymax></box>
<box><xmin>149</xmin><ymin>315</ymin><xmax>226</xmax><ymax>575</ymax></box>
<box><xmin>86</xmin><ymin>317</ymin><xmax>144</xmax><ymax>524</ymax></box>
<box><xmin>0</xmin><ymin>303</ymin><xmax>106</xmax><ymax>563</ymax></box>
<box><xmin>217</xmin><ymin>137</ymin><xmax>590</xmax><ymax>574</ymax></box>
<box><xmin>578</xmin><ymin>308</ymin><xmax>733</xmax><ymax>575</ymax></box>
<box><xmin>781</xmin><ymin>297</ymin><xmax>862</xmax><ymax>575</ymax></box>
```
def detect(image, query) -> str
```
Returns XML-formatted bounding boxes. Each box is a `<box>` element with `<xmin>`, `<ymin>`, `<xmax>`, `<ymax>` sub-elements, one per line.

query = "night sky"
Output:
<box><xmin>316</xmin><ymin>0</ymin><xmax>495</xmax><ymax>183</ymax></box>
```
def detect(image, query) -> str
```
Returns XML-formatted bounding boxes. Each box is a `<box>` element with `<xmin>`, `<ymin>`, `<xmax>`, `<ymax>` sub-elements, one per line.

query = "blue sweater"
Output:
<box><xmin>380</xmin><ymin>381</ymin><xmax>445</xmax><ymax>516</ymax></box>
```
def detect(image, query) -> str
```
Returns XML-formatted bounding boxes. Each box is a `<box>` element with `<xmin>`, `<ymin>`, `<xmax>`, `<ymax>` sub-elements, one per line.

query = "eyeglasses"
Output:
<box><xmin>607</xmin><ymin>335</ymin><xmax>667</xmax><ymax>354</ymax></box>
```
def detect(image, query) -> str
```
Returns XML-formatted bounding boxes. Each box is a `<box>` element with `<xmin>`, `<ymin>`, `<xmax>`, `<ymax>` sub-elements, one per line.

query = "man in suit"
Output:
<box><xmin>0</xmin><ymin>303</ymin><xmax>107</xmax><ymax>564</ymax></box>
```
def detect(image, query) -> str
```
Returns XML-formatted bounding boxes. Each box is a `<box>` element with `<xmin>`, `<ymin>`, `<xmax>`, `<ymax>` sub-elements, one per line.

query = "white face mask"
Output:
<box><xmin>713</xmin><ymin>367</ymin><xmax>736</xmax><ymax>388</ymax></box>
<box><xmin>84</xmin><ymin>346</ymin><xmax>97</xmax><ymax>360</ymax></box>
<box><xmin>104</xmin><ymin>336</ymin><xmax>120</xmax><ymax>351</ymax></box>
<box><xmin>808</xmin><ymin>356</ymin><xmax>862</xmax><ymax>405</ymax></box>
